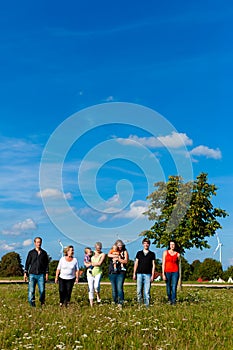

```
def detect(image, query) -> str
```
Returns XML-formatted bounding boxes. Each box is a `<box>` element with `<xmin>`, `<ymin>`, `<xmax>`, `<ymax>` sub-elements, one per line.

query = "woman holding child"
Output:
<box><xmin>84</xmin><ymin>242</ymin><xmax>105</xmax><ymax>307</ymax></box>
<box><xmin>108</xmin><ymin>239</ymin><xmax>129</xmax><ymax>307</ymax></box>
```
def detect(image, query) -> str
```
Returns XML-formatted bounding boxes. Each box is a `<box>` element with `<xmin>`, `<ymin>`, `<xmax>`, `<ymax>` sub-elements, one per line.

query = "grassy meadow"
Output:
<box><xmin>0</xmin><ymin>282</ymin><xmax>232</xmax><ymax>350</ymax></box>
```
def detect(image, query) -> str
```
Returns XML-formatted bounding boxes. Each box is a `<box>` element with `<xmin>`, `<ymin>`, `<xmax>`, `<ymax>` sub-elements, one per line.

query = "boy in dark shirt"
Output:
<box><xmin>133</xmin><ymin>238</ymin><xmax>155</xmax><ymax>307</ymax></box>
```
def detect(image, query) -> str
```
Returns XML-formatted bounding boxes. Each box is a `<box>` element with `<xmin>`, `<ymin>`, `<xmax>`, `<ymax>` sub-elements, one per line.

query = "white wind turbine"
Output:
<box><xmin>213</xmin><ymin>233</ymin><xmax>223</xmax><ymax>264</ymax></box>
<box><xmin>58</xmin><ymin>240</ymin><xmax>64</xmax><ymax>257</ymax></box>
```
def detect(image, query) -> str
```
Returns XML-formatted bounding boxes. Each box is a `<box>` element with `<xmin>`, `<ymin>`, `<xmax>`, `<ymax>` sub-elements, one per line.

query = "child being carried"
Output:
<box><xmin>84</xmin><ymin>247</ymin><xmax>93</xmax><ymax>275</ymax></box>
<box><xmin>109</xmin><ymin>244</ymin><xmax>126</xmax><ymax>272</ymax></box>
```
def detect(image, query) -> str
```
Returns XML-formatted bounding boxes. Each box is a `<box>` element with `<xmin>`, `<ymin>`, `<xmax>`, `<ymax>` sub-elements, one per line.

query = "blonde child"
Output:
<box><xmin>84</xmin><ymin>247</ymin><xmax>93</xmax><ymax>275</ymax></box>
<box><xmin>109</xmin><ymin>244</ymin><xmax>126</xmax><ymax>272</ymax></box>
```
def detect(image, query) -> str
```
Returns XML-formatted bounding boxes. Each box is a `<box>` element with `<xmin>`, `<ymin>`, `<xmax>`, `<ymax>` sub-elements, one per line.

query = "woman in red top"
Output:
<box><xmin>162</xmin><ymin>241</ymin><xmax>180</xmax><ymax>305</ymax></box>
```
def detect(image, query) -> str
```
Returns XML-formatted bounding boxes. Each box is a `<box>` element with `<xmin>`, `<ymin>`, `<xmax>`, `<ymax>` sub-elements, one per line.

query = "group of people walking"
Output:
<box><xmin>24</xmin><ymin>236</ymin><xmax>180</xmax><ymax>308</ymax></box>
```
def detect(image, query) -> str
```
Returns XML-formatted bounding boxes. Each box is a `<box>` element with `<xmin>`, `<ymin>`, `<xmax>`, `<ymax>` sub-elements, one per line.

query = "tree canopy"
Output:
<box><xmin>0</xmin><ymin>252</ymin><xmax>24</xmax><ymax>277</ymax></box>
<box><xmin>198</xmin><ymin>258</ymin><xmax>223</xmax><ymax>280</ymax></box>
<box><xmin>143</xmin><ymin>172</ymin><xmax>228</xmax><ymax>254</ymax></box>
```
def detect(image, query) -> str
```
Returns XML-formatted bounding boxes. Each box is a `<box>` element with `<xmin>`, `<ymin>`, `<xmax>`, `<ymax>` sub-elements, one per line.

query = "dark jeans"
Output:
<box><xmin>165</xmin><ymin>271</ymin><xmax>179</xmax><ymax>304</ymax></box>
<box><xmin>58</xmin><ymin>277</ymin><xmax>75</xmax><ymax>305</ymax></box>
<box><xmin>108</xmin><ymin>273</ymin><xmax>125</xmax><ymax>305</ymax></box>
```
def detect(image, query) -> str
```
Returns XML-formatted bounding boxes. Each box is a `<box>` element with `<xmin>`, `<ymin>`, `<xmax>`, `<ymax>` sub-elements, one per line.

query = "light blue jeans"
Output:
<box><xmin>137</xmin><ymin>274</ymin><xmax>151</xmax><ymax>307</ymax></box>
<box><xmin>165</xmin><ymin>271</ymin><xmax>179</xmax><ymax>304</ymax></box>
<box><xmin>28</xmin><ymin>274</ymin><xmax>45</xmax><ymax>306</ymax></box>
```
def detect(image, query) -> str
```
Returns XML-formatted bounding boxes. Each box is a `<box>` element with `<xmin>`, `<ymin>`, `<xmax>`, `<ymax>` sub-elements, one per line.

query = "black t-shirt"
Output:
<box><xmin>135</xmin><ymin>250</ymin><xmax>155</xmax><ymax>274</ymax></box>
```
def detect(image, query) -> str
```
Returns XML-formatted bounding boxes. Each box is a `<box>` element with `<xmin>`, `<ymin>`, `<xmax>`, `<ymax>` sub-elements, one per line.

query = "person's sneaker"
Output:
<box><xmin>117</xmin><ymin>304</ymin><xmax>123</xmax><ymax>310</ymax></box>
<box><xmin>121</xmin><ymin>267</ymin><xmax>126</xmax><ymax>271</ymax></box>
<box><xmin>97</xmin><ymin>298</ymin><xmax>101</xmax><ymax>303</ymax></box>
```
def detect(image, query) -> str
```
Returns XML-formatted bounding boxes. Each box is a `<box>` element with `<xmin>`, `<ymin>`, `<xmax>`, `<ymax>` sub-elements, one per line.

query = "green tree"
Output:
<box><xmin>143</xmin><ymin>173</ymin><xmax>228</xmax><ymax>253</ymax></box>
<box><xmin>222</xmin><ymin>266</ymin><xmax>233</xmax><ymax>281</ymax></box>
<box><xmin>155</xmin><ymin>258</ymin><xmax>162</xmax><ymax>273</ymax></box>
<box><xmin>190</xmin><ymin>259</ymin><xmax>202</xmax><ymax>281</ymax></box>
<box><xmin>181</xmin><ymin>256</ymin><xmax>191</xmax><ymax>281</ymax></box>
<box><xmin>0</xmin><ymin>252</ymin><xmax>24</xmax><ymax>277</ymax></box>
<box><xmin>49</xmin><ymin>260</ymin><xmax>59</xmax><ymax>278</ymax></box>
<box><xmin>198</xmin><ymin>258</ymin><xmax>223</xmax><ymax>280</ymax></box>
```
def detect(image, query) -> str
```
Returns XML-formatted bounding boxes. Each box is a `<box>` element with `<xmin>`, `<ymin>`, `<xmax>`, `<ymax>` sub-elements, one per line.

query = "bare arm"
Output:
<box><xmin>84</xmin><ymin>261</ymin><xmax>92</xmax><ymax>268</ymax></box>
<box><xmin>92</xmin><ymin>253</ymin><xmax>106</xmax><ymax>266</ymax></box>
<box><xmin>55</xmin><ymin>269</ymin><xmax>60</xmax><ymax>283</ymax></box>
<box><xmin>133</xmin><ymin>258</ymin><xmax>139</xmax><ymax>280</ymax></box>
<box><xmin>108</xmin><ymin>251</ymin><xmax>119</xmax><ymax>259</ymax></box>
<box><xmin>75</xmin><ymin>270</ymin><xmax>79</xmax><ymax>283</ymax></box>
<box><xmin>151</xmin><ymin>259</ymin><xmax>156</xmax><ymax>282</ymax></box>
<box><xmin>162</xmin><ymin>251</ymin><xmax>167</xmax><ymax>281</ymax></box>
<box><xmin>119</xmin><ymin>250</ymin><xmax>129</xmax><ymax>265</ymax></box>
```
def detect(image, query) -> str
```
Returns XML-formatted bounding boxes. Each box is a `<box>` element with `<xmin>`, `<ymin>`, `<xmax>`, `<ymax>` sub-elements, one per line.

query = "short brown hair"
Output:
<box><xmin>142</xmin><ymin>238</ymin><xmax>150</xmax><ymax>245</ymax></box>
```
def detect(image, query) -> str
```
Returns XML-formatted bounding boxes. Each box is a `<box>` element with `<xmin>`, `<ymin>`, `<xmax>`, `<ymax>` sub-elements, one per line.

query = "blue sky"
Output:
<box><xmin>0</xmin><ymin>1</ymin><xmax>232</xmax><ymax>269</ymax></box>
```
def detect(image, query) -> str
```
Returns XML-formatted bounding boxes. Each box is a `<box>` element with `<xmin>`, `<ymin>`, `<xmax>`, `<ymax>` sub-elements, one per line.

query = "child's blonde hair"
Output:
<box><xmin>84</xmin><ymin>247</ymin><xmax>92</xmax><ymax>254</ymax></box>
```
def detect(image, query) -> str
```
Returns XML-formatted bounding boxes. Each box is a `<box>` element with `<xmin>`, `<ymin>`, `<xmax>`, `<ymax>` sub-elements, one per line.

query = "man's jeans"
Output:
<box><xmin>109</xmin><ymin>273</ymin><xmax>125</xmax><ymax>305</ymax></box>
<box><xmin>165</xmin><ymin>271</ymin><xmax>179</xmax><ymax>304</ymax></box>
<box><xmin>137</xmin><ymin>273</ymin><xmax>151</xmax><ymax>307</ymax></box>
<box><xmin>28</xmin><ymin>274</ymin><xmax>45</xmax><ymax>306</ymax></box>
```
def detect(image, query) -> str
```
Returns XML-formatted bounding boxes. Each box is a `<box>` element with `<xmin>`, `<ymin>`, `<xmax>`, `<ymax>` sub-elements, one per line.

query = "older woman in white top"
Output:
<box><xmin>55</xmin><ymin>245</ymin><xmax>79</xmax><ymax>307</ymax></box>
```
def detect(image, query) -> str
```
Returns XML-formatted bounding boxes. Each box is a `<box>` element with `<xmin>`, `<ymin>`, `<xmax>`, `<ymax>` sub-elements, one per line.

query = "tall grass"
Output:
<box><xmin>0</xmin><ymin>283</ymin><xmax>232</xmax><ymax>349</ymax></box>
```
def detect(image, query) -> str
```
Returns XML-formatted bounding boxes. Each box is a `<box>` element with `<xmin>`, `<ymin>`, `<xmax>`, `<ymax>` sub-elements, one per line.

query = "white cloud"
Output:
<box><xmin>104</xmin><ymin>95</ymin><xmax>115</xmax><ymax>102</ymax></box>
<box><xmin>13</xmin><ymin>218</ymin><xmax>37</xmax><ymax>231</ymax></box>
<box><xmin>106</xmin><ymin>194</ymin><xmax>122</xmax><ymax>206</ymax></box>
<box><xmin>116</xmin><ymin>132</ymin><xmax>193</xmax><ymax>148</ymax></box>
<box><xmin>36</xmin><ymin>188</ymin><xmax>72</xmax><ymax>200</ymax></box>
<box><xmin>190</xmin><ymin>145</ymin><xmax>222</xmax><ymax>159</ymax></box>
<box><xmin>158</xmin><ymin>132</ymin><xmax>193</xmax><ymax>148</ymax></box>
<box><xmin>45</xmin><ymin>206</ymin><xmax>76</xmax><ymax>216</ymax></box>
<box><xmin>0</xmin><ymin>241</ymin><xmax>21</xmax><ymax>252</ymax></box>
<box><xmin>98</xmin><ymin>214</ymin><xmax>108</xmax><ymax>223</ymax></box>
<box><xmin>23</xmin><ymin>239</ymin><xmax>33</xmax><ymax>247</ymax></box>
<box><xmin>114</xmin><ymin>200</ymin><xmax>148</xmax><ymax>219</ymax></box>
<box><xmin>2</xmin><ymin>218</ymin><xmax>37</xmax><ymax>236</ymax></box>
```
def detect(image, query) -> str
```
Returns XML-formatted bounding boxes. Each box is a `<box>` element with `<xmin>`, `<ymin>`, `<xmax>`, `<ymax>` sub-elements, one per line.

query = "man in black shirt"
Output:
<box><xmin>133</xmin><ymin>238</ymin><xmax>155</xmax><ymax>307</ymax></box>
<box><xmin>24</xmin><ymin>237</ymin><xmax>49</xmax><ymax>307</ymax></box>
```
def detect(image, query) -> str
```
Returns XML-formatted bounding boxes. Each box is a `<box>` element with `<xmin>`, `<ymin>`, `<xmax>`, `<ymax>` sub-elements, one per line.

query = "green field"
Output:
<box><xmin>0</xmin><ymin>283</ymin><xmax>232</xmax><ymax>350</ymax></box>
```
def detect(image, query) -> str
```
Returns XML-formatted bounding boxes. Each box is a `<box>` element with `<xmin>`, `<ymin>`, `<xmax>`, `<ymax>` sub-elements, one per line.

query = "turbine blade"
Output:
<box><xmin>213</xmin><ymin>244</ymin><xmax>220</xmax><ymax>255</ymax></box>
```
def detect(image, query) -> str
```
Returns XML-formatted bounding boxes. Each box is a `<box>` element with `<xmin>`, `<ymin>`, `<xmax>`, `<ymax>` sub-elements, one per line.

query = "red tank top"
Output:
<box><xmin>164</xmin><ymin>251</ymin><xmax>179</xmax><ymax>272</ymax></box>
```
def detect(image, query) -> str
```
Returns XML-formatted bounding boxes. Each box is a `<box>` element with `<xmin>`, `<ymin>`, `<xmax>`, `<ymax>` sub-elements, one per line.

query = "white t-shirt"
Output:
<box><xmin>57</xmin><ymin>256</ymin><xmax>79</xmax><ymax>280</ymax></box>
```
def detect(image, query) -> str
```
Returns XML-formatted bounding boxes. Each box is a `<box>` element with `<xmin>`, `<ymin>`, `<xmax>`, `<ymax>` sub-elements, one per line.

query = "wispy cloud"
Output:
<box><xmin>113</xmin><ymin>200</ymin><xmax>148</xmax><ymax>219</ymax></box>
<box><xmin>106</xmin><ymin>194</ymin><xmax>122</xmax><ymax>206</ymax></box>
<box><xmin>22</xmin><ymin>239</ymin><xmax>33</xmax><ymax>247</ymax></box>
<box><xmin>36</xmin><ymin>188</ymin><xmax>72</xmax><ymax>200</ymax></box>
<box><xmin>97</xmin><ymin>200</ymin><xmax>148</xmax><ymax>222</ymax></box>
<box><xmin>0</xmin><ymin>239</ymin><xmax>32</xmax><ymax>252</ymax></box>
<box><xmin>116</xmin><ymin>132</ymin><xmax>193</xmax><ymax>148</ymax></box>
<box><xmin>115</xmin><ymin>133</ymin><xmax>222</xmax><ymax>162</ymax></box>
<box><xmin>103</xmin><ymin>95</ymin><xmax>116</xmax><ymax>102</ymax></box>
<box><xmin>0</xmin><ymin>136</ymin><xmax>42</xmax><ymax>163</ymax></box>
<box><xmin>190</xmin><ymin>145</ymin><xmax>222</xmax><ymax>160</ymax></box>
<box><xmin>2</xmin><ymin>218</ymin><xmax>37</xmax><ymax>236</ymax></box>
